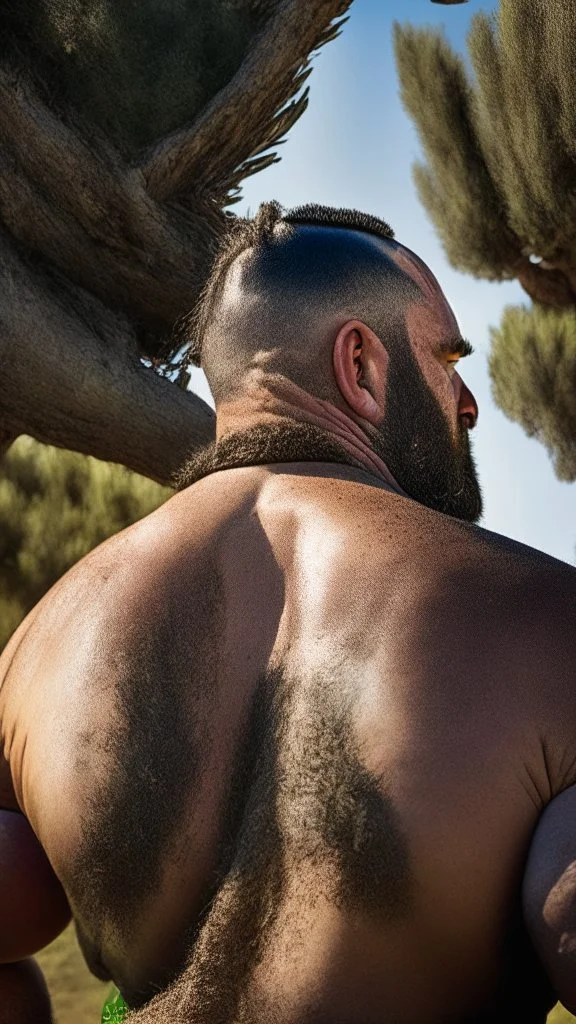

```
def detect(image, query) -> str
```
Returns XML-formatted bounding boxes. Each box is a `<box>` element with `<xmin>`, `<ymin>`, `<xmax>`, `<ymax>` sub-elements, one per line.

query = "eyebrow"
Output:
<box><xmin>437</xmin><ymin>335</ymin><xmax>475</xmax><ymax>358</ymax></box>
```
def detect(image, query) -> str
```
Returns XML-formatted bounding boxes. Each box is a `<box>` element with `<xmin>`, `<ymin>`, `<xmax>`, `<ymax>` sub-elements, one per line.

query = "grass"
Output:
<box><xmin>35</xmin><ymin>924</ymin><xmax>576</xmax><ymax>1024</ymax></box>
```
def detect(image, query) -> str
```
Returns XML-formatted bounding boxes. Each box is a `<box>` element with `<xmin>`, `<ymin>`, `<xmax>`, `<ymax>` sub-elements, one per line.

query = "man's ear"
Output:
<box><xmin>332</xmin><ymin>320</ymin><xmax>389</xmax><ymax>425</ymax></box>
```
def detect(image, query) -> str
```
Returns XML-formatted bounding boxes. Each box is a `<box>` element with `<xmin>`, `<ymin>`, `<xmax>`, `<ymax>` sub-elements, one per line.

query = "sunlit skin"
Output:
<box><xmin>0</xmin><ymin>234</ymin><xmax>575</xmax><ymax>1023</ymax></box>
<box><xmin>216</xmin><ymin>241</ymin><xmax>479</xmax><ymax>477</ymax></box>
<box><xmin>389</xmin><ymin>242</ymin><xmax>478</xmax><ymax>431</ymax></box>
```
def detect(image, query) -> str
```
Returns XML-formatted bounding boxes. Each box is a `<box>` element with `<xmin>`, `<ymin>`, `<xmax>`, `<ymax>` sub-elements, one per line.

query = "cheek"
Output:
<box><xmin>422</xmin><ymin>358</ymin><xmax>457</xmax><ymax>415</ymax></box>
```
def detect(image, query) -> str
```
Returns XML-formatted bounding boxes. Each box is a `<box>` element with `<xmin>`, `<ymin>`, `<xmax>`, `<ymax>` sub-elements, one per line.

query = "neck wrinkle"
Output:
<box><xmin>216</xmin><ymin>379</ymin><xmax>409</xmax><ymax>498</ymax></box>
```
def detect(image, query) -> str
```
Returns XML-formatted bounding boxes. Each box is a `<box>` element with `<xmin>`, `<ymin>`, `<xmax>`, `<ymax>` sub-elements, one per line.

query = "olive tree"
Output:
<box><xmin>394</xmin><ymin>0</ymin><xmax>576</xmax><ymax>478</ymax></box>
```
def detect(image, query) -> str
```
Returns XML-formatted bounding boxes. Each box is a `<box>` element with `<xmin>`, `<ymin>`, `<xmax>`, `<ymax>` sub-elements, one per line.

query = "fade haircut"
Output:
<box><xmin>183</xmin><ymin>200</ymin><xmax>423</xmax><ymax>403</ymax></box>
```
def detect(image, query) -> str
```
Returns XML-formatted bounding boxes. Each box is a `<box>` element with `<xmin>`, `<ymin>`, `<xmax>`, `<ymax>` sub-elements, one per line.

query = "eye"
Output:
<box><xmin>445</xmin><ymin>358</ymin><xmax>460</xmax><ymax>378</ymax></box>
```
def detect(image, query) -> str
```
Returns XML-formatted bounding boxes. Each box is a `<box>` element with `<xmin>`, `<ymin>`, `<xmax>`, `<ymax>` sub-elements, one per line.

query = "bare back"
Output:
<box><xmin>1</xmin><ymin>463</ymin><xmax>575</xmax><ymax>1021</ymax></box>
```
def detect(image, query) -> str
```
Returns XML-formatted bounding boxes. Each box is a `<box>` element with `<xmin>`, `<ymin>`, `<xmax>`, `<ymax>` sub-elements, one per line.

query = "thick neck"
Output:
<box><xmin>214</xmin><ymin>373</ymin><xmax>407</xmax><ymax>497</ymax></box>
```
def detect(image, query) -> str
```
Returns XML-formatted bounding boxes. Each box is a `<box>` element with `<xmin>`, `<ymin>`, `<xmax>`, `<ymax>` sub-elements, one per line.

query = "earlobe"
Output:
<box><xmin>332</xmin><ymin>320</ymin><xmax>388</xmax><ymax>425</ymax></box>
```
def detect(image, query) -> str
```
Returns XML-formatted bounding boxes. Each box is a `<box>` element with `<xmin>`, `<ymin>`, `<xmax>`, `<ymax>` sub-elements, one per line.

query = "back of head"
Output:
<box><xmin>185</xmin><ymin>202</ymin><xmax>423</xmax><ymax>405</ymax></box>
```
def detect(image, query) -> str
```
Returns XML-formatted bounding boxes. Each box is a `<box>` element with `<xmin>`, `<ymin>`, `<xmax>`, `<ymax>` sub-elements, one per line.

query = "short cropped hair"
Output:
<box><xmin>187</xmin><ymin>202</ymin><xmax>394</xmax><ymax>365</ymax></box>
<box><xmin>182</xmin><ymin>201</ymin><xmax>421</xmax><ymax>403</ymax></box>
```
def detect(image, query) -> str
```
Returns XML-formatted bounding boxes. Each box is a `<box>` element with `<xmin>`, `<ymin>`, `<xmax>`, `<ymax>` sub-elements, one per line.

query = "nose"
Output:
<box><xmin>453</xmin><ymin>372</ymin><xmax>478</xmax><ymax>428</ymax></box>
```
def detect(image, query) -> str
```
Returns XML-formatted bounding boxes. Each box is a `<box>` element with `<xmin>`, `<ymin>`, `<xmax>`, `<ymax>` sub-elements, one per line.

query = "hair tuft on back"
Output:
<box><xmin>253</xmin><ymin>199</ymin><xmax>285</xmax><ymax>238</ymax></box>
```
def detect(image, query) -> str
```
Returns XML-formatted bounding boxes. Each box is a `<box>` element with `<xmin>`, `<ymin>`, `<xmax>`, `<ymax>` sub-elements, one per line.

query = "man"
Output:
<box><xmin>0</xmin><ymin>201</ymin><xmax>575</xmax><ymax>1023</ymax></box>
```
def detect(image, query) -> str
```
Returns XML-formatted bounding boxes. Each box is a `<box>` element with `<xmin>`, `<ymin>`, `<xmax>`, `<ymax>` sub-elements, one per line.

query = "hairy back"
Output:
<box><xmin>124</xmin><ymin>465</ymin><xmax>574</xmax><ymax>1022</ymax></box>
<box><xmin>2</xmin><ymin>463</ymin><xmax>574</xmax><ymax>1020</ymax></box>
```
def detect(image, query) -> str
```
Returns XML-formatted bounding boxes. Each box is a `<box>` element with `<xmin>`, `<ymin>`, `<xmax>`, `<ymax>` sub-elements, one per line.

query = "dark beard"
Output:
<box><xmin>372</xmin><ymin>350</ymin><xmax>483</xmax><ymax>523</ymax></box>
<box><xmin>175</xmin><ymin>363</ymin><xmax>483</xmax><ymax>524</ymax></box>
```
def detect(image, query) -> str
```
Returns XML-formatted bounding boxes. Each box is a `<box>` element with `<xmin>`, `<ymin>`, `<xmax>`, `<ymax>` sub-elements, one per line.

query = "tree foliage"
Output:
<box><xmin>489</xmin><ymin>305</ymin><xmax>576</xmax><ymax>481</ymax></box>
<box><xmin>393</xmin><ymin>0</ymin><xmax>576</xmax><ymax>480</ymax></box>
<box><xmin>392</xmin><ymin>21</ymin><xmax>521</xmax><ymax>281</ymax></box>
<box><xmin>0</xmin><ymin>436</ymin><xmax>170</xmax><ymax>651</ymax></box>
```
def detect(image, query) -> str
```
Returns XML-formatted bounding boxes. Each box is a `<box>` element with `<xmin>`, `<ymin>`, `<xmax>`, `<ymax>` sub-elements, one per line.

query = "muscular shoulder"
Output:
<box><xmin>257</xmin><ymin>468</ymin><xmax>575</xmax><ymax>634</ymax></box>
<box><xmin>397</xmin><ymin>511</ymin><xmax>576</xmax><ymax>689</ymax></box>
<box><xmin>284</xmin><ymin>475</ymin><xmax>575</xmax><ymax>705</ymax></box>
<box><xmin>440</xmin><ymin>518</ymin><xmax>576</xmax><ymax>657</ymax></box>
<box><xmin>0</xmin><ymin>484</ymin><xmax>206</xmax><ymax>694</ymax></box>
<box><xmin>1</xmin><ymin>468</ymin><xmax>282</xmax><ymax>703</ymax></box>
<box><xmin>405</xmin><ymin>517</ymin><xmax>576</xmax><ymax>794</ymax></box>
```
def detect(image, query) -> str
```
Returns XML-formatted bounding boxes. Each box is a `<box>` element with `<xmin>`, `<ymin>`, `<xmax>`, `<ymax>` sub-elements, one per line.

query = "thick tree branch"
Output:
<box><xmin>141</xmin><ymin>0</ymin><xmax>353</xmax><ymax>203</ymax></box>
<box><xmin>514</xmin><ymin>257</ymin><xmax>576</xmax><ymax>309</ymax></box>
<box><xmin>0</xmin><ymin>69</ymin><xmax>225</xmax><ymax>336</ymax></box>
<box><xmin>0</xmin><ymin>234</ymin><xmax>215</xmax><ymax>485</ymax></box>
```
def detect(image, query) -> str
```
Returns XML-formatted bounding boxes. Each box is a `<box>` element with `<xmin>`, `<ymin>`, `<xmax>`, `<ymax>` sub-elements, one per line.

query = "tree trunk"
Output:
<box><xmin>0</xmin><ymin>0</ymin><xmax>353</xmax><ymax>481</ymax></box>
<box><xmin>514</xmin><ymin>257</ymin><xmax>576</xmax><ymax>309</ymax></box>
<box><xmin>0</xmin><ymin>67</ymin><xmax>226</xmax><ymax>337</ymax></box>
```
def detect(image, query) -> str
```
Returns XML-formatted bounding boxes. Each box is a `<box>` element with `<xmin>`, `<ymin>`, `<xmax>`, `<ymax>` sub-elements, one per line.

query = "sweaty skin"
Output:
<box><xmin>0</xmin><ymin>464</ymin><xmax>574</xmax><ymax>1022</ymax></box>
<box><xmin>0</xmin><ymin>232</ymin><xmax>574</xmax><ymax>1022</ymax></box>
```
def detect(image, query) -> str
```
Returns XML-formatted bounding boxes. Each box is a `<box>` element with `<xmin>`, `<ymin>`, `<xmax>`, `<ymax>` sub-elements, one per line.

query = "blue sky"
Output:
<box><xmin>189</xmin><ymin>0</ymin><xmax>575</xmax><ymax>565</ymax></box>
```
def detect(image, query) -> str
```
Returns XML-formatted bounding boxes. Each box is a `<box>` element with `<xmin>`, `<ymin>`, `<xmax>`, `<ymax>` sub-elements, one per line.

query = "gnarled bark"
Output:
<box><xmin>0</xmin><ymin>69</ymin><xmax>224</xmax><ymax>334</ymax></box>
<box><xmin>514</xmin><ymin>257</ymin><xmax>576</xmax><ymax>310</ymax></box>
<box><xmin>0</xmin><ymin>231</ymin><xmax>215</xmax><ymax>485</ymax></box>
<box><xmin>0</xmin><ymin>0</ymin><xmax>353</xmax><ymax>479</ymax></box>
<box><xmin>141</xmin><ymin>0</ymin><xmax>351</xmax><ymax>203</ymax></box>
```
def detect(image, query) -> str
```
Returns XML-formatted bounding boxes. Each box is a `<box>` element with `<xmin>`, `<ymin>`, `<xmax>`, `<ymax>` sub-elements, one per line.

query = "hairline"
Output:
<box><xmin>187</xmin><ymin>203</ymin><xmax>431</xmax><ymax>399</ymax></box>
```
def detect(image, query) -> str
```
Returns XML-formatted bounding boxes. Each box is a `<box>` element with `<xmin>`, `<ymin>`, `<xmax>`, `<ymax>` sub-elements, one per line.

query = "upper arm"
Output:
<box><xmin>0</xmin><ymin>810</ymin><xmax>71</xmax><ymax>961</ymax></box>
<box><xmin>523</xmin><ymin>785</ymin><xmax>576</xmax><ymax>1014</ymax></box>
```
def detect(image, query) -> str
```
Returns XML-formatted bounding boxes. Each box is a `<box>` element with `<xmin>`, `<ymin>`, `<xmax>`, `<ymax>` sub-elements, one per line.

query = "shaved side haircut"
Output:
<box><xmin>175</xmin><ymin>199</ymin><xmax>481</xmax><ymax>521</ymax></box>
<box><xmin>181</xmin><ymin>201</ymin><xmax>423</xmax><ymax>404</ymax></box>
